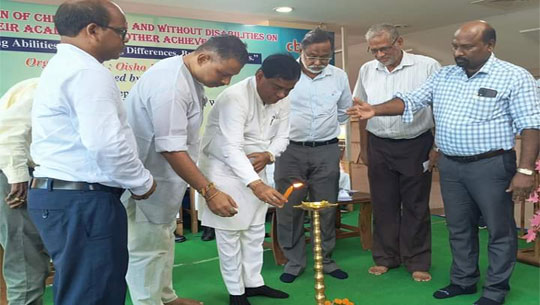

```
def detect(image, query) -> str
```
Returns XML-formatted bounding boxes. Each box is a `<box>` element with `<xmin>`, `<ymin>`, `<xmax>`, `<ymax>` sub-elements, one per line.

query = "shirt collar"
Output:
<box><xmin>57</xmin><ymin>43</ymin><xmax>101</xmax><ymax>65</ymax></box>
<box><xmin>375</xmin><ymin>50</ymin><xmax>414</xmax><ymax>72</ymax></box>
<box><xmin>475</xmin><ymin>52</ymin><xmax>496</xmax><ymax>75</ymax></box>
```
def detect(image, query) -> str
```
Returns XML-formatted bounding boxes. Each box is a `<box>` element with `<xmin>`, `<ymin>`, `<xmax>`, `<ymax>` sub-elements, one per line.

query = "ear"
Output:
<box><xmin>85</xmin><ymin>23</ymin><xmax>100</xmax><ymax>41</ymax></box>
<box><xmin>396</xmin><ymin>37</ymin><xmax>404</xmax><ymax>47</ymax></box>
<box><xmin>255</xmin><ymin>69</ymin><xmax>264</xmax><ymax>81</ymax></box>
<box><xmin>486</xmin><ymin>39</ymin><xmax>496</xmax><ymax>52</ymax></box>
<box><xmin>196</xmin><ymin>53</ymin><xmax>211</xmax><ymax>66</ymax></box>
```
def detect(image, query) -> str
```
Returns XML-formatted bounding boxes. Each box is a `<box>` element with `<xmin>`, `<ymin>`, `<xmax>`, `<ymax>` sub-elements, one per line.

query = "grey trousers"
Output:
<box><xmin>0</xmin><ymin>171</ymin><xmax>49</xmax><ymax>305</ymax></box>
<box><xmin>275</xmin><ymin>142</ymin><xmax>340</xmax><ymax>275</ymax></box>
<box><xmin>437</xmin><ymin>152</ymin><xmax>517</xmax><ymax>303</ymax></box>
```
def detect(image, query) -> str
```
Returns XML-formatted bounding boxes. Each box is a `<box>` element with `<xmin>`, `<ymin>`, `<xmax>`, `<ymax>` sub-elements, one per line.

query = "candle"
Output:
<box><xmin>283</xmin><ymin>182</ymin><xmax>304</xmax><ymax>199</ymax></box>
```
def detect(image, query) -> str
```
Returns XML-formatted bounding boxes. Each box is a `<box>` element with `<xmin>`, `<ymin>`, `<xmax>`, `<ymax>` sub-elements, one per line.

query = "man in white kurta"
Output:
<box><xmin>199</xmin><ymin>54</ymin><xmax>301</xmax><ymax>305</ymax></box>
<box><xmin>123</xmin><ymin>35</ymin><xmax>248</xmax><ymax>305</ymax></box>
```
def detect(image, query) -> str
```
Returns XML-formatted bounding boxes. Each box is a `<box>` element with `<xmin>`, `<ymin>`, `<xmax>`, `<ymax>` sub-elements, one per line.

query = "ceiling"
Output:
<box><xmin>17</xmin><ymin>0</ymin><xmax>540</xmax><ymax>76</ymax></box>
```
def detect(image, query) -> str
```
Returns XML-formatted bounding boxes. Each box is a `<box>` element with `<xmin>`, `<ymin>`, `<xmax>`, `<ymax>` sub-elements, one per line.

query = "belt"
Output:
<box><xmin>290</xmin><ymin>138</ymin><xmax>338</xmax><ymax>147</ymax></box>
<box><xmin>444</xmin><ymin>149</ymin><xmax>510</xmax><ymax>163</ymax></box>
<box><xmin>30</xmin><ymin>178</ymin><xmax>124</xmax><ymax>194</ymax></box>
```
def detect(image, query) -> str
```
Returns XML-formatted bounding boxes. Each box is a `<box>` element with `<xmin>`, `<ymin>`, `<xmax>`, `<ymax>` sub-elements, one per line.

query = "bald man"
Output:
<box><xmin>347</xmin><ymin>21</ymin><xmax>540</xmax><ymax>305</ymax></box>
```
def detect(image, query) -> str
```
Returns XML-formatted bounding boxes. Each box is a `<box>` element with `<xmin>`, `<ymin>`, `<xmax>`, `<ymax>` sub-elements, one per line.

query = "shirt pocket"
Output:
<box><xmin>314</xmin><ymin>89</ymin><xmax>339</xmax><ymax>117</ymax></box>
<box><xmin>466</xmin><ymin>95</ymin><xmax>501</xmax><ymax>121</ymax></box>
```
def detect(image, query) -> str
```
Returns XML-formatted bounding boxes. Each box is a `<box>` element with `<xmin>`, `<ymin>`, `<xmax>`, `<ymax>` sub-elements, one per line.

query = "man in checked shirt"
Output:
<box><xmin>347</xmin><ymin>20</ymin><xmax>539</xmax><ymax>305</ymax></box>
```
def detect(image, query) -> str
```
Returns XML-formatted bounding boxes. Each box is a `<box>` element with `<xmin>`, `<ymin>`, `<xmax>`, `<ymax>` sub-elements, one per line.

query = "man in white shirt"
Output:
<box><xmin>199</xmin><ymin>54</ymin><xmax>300</xmax><ymax>305</ymax></box>
<box><xmin>124</xmin><ymin>35</ymin><xmax>248</xmax><ymax>305</ymax></box>
<box><xmin>0</xmin><ymin>78</ymin><xmax>50</xmax><ymax>305</ymax></box>
<box><xmin>274</xmin><ymin>28</ymin><xmax>353</xmax><ymax>283</ymax></box>
<box><xmin>352</xmin><ymin>24</ymin><xmax>441</xmax><ymax>282</ymax></box>
<box><xmin>28</xmin><ymin>1</ymin><xmax>156</xmax><ymax>304</ymax></box>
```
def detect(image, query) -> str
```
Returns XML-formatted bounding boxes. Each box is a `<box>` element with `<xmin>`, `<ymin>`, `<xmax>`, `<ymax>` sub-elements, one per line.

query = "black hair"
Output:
<box><xmin>259</xmin><ymin>54</ymin><xmax>301</xmax><ymax>81</ymax></box>
<box><xmin>195</xmin><ymin>35</ymin><xmax>249</xmax><ymax>65</ymax></box>
<box><xmin>482</xmin><ymin>26</ymin><xmax>496</xmax><ymax>44</ymax></box>
<box><xmin>54</xmin><ymin>0</ymin><xmax>110</xmax><ymax>37</ymax></box>
<box><xmin>301</xmin><ymin>27</ymin><xmax>334</xmax><ymax>51</ymax></box>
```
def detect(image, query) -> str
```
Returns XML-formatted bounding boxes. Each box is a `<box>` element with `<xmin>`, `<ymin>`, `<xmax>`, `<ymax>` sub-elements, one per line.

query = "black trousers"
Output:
<box><xmin>367</xmin><ymin>131</ymin><xmax>433</xmax><ymax>272</ymax></box>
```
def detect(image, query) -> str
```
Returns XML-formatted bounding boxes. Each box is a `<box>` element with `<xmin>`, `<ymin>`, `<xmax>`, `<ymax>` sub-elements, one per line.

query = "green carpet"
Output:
<box><xmin>43</xmin><ymin>213</ymin><xmax>540</xmax><ymax>305</ymax></box>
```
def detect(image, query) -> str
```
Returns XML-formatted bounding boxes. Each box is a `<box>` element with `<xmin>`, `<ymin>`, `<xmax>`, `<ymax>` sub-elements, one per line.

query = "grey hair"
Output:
<box><xmin>365</xmin><ymin>23</ymin><xmax>399</xmax><ymax>42</ymax></box>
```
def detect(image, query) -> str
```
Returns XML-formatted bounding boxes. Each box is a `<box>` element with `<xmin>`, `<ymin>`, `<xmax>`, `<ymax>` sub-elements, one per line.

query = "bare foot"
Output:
<box><xmin>164</xmin><ymin>298</ymin><xmax>204</xmax><ymax>305</ymax></box>
<box><xmin>368</xmin><ymin>265</ymin><xmax>388</xmax><ymax>275</ymax></box>
<box><xmin>412</xmin><ymin>271</ymin><xmax>432</xmax><ymax>282</ymax></box>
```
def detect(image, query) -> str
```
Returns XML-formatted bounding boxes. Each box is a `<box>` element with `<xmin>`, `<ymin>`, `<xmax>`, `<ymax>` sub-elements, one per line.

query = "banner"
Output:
<box><xmin>0</xmin><ymin>1</ymin><xmax>329</xmax><ymax>102</ymax></box>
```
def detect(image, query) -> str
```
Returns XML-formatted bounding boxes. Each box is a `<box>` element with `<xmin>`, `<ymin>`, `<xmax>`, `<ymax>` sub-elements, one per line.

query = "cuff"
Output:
<box><xmin>2</xmin><ymin>167</ymin><xmax>31</xmax><ymax>184</ymax></box>
<box><xmin>155</xmin><ymin>136</ymin><xmax>187</xmax><ymax>152</ymax></box>
<box><xmin>129</xmin><ymin>176</ymin><xmax>154</xmax><ymax>196</ymax></box>
<box><xmin>395</xmin><ymin>93</ymin><xmax>414</xmax><ymax>123</ymax></box>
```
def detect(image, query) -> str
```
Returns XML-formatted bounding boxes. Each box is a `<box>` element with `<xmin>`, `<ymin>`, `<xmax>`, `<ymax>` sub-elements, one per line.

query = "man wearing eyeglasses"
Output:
<box><xmin>28</xmin><ymin>1</ymin><xmax>156</xmax><ymax>304</ymax></box>
<box><xmin>352</xmin><ymin>24</ymin><xmax>441</xmax><ymax>282</ymax></box>
<box><xmin>275</xmin><ymin>28</ymin><xmax>352</xmax><ymax>283</ymax></box>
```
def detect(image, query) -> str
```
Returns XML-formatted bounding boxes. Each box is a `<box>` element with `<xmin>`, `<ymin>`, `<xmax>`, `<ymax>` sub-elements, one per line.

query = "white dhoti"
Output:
<box><xmin>215</xmin><ymin>224</ymin><xmax>266</xmax><ymax>295</ymax></box>
<box><xmin>125</xmin><ymin>198</ymin><xmax>178</xmax><ymax>305</ymax></box>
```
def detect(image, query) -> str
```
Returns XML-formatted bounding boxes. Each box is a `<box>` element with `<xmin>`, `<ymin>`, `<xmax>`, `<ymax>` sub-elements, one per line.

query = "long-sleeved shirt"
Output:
<box><xmin>124</xmin><ymin>55</ymin><xmax>206</xmax><ymax>224</ymax></box>
<box><xmin>288</xmin><ymin>64</ymin><xmax>352</xmax><ymax>142</ymax></box>
<box><xmin>200</xmin><ymin>76</ymin><xmax>290</xmax><ymax>186</ymax></box>
<box><xmin>0</xmin><ymin>78</ymin><xmax>39</xmax><ymax>183</ymax></box>
<box><xmin>31</xmin><ymin>43</ymin><xmax>153</xmax><ymax>195</ymax></box>
<box><xmin>399</xmin><ymin>53</ymin><xmax>540</xmax><ymax>156</ymax></box>
<box><xmin>353</xmin><ymin>51</ymin><xmax>440</xmax><ymax>139</ymax></box>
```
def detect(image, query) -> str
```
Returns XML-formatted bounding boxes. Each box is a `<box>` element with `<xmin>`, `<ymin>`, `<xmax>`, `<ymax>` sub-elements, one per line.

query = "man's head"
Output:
<box><xmin>365</xmin><ymin>23</ymin><xmax>404</xmax><ymax>69</ymax></box>
<box><xmin>452</xmin><ymin>20</ymin><xmax>496</xmax><ymax>73</ymax></box>
<box><xmin>255</xmin><ymin>54</ymin><xmax>301</xmax><ymax>105</ymax></box>
<box><xmin>187</xmin><ymin>35</ymin><xmax>248</xmax><ymax>87</ymax></box>
<box><xmin>54</xmin><ymin>0</ymin><xmax>129</xmax><ymax>62</ymax></box>
<box><xmin>300</xmin><ymin>28</ymin><xmax>333</xmax><ymax>75</ymax></box>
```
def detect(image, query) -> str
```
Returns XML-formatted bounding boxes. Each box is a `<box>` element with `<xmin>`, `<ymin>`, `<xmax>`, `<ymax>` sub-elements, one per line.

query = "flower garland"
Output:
<box><xmin>523</xmin><ymin>159</ymin><xmax>540</xmax><ymax>243</ymax></box>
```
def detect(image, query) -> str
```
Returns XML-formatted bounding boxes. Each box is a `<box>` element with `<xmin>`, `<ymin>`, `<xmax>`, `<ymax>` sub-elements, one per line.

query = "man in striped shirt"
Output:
<box><xmin>353</xmin><ymin>23</ymin><xmax>440</xmax><ymax>282</ymax></box>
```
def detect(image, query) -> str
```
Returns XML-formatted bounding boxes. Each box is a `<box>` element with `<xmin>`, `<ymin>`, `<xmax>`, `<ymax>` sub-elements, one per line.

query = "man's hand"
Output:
<box><xmin>506</xmin><ymin>172</ymin><xmax>535</xmax><ymax>202</ymax></box>
<box><xmin>427</xmin><ymin>149</ymin><xmax>440</xmax><ymax>172</ymax></box>
<box><xmin>131</xmin><ymin>180</ymin><xmax>157</xmax><ymax>200</ymax></box>
<box><xmin>249</xmin><ymin>181</ymin><xmax>287</xmax><ymax>208</ymax></box>
<box><xmin>346</xmin><ymin>98</ymin><xmax>375</xmax><ymax>120</ymax></box>
<box><xmin>5</xmin><ymin>182</ymin><xmax>28</xmax><ymax>208</ymax></box>
<box><xmin>206</xmin><ymin>190</ymin><xmax>239</xmax><ymax>217</ymax></box>
<box><xmin>247</xmin><ymin>152</ymin><xmax>271</xmax><ymax>173</ymax></box>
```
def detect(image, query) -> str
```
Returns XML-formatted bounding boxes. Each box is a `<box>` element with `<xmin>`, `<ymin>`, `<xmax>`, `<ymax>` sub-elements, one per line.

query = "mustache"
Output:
<box><xmin>454</xmin><ymin>56</ymin><xmax>469</xmax><ymax>67</ymax></box>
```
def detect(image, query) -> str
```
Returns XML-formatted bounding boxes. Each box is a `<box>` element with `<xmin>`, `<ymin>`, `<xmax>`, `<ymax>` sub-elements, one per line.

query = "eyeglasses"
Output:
<box><xmin>101</xmin><ymin>25</ymin><xmax>128</xmax><ymax>41</ymax></box>
<box><xmin>303</xmin><ymin>54</ymin><xmax>333</xmax><ymax>63</ymax></box>
<box><xmin>367</xmin><ymin>36</ymin><xmax>399</xmax><ymax>55</ymax></box>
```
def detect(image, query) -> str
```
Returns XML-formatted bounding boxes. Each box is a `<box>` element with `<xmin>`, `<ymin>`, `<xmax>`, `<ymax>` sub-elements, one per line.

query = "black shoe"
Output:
<box><xmin>433</xmin><ymin>284</ymin><xmax>477</xmax><ymax>299</ymax></box>
<box><xmin>229</xmin><ymin>294</ymin><xmax>251</xmax><ymax>305</ymax></box>
<box><xmin>327</xmin><ymin>269</ymin><xmax>348</xmax><ymax>279</ymax></box>
<box><xmin>279</xmin><ymin>273</ymin><xmax>297</xmax><ymax>283</ymax></box>
<box><xmin>473</xmin><ymin>297</ymin><xmax>503</xmax><ymax>305</ymax></box>
<box><xmin>245</xmin><ymin>285</ymin><xmax>289</xmax><ymax>298</ymax></box>
<box><xmin>174</xmin><ymin>234</ymin><xmax>187</xmax><ymax>243</ymax></box>
<box><xmin>201</xmin><ymin>226</ymin><xmax>215</xmax><ymax>241</ymax></box>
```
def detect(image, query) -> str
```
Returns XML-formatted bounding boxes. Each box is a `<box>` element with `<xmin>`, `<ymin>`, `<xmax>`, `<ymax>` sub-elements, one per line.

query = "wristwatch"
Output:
<box><xmin>517</xmin><ymin>168</ymin><xmax>534</xmax><ymax>176</ymax></box>
<box><xmin>266</xmin><ymin>151</ymin><xmax>275</xmax><ymax>163</ymax></box>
